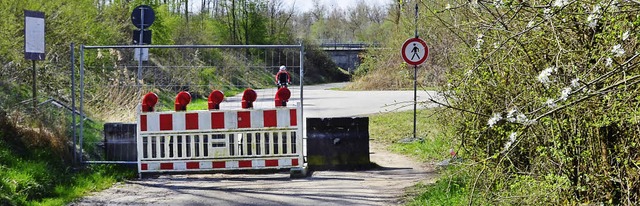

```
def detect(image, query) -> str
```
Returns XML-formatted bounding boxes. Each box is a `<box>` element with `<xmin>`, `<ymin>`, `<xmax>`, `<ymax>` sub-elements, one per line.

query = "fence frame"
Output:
<box><xmin>74</xmin><ymin>44</ymin><xmax>305</xmax><ymax>165</ymax></box>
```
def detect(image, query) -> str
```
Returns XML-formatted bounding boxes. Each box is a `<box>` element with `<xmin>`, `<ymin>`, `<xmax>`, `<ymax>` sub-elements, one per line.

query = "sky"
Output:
<box><xmin>281</xmin><ymin>0</ymin><xmax>391</xmax><ymax>13</ymax></box>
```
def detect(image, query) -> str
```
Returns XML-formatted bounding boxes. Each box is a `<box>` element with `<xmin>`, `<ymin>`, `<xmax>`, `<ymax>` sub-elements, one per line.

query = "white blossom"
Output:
<box><xmin>506</xmin><ymin>109</ymin><xmax>531</xmax><ymax>124</ymax></box>
<box><xmin>560</xmin><ymin>87</ymin><xmax>572</xmax><ymax>101</ymax></box>
<box><xmin>96</xmin><ymin>49</ymin><xmax>103</xmax><ymax>59</ymax></box>
<box><xmin>109</xmin><ymin>49</ymin><xmax>122</xmax><ymax>61</ymax></box>
<box><xmin>605</xmin><ymin>57</ymin><xmax>613</xmax><ymax>67</ymax></box>
<box><xmin>609</xmin><ymin>0</ymin><xmax>619</xmax><ymax>11</ymax></box>
<box><xmin>506</xmin><ymin>109</ymin><xmax>518</xmax><ymax>123</ymax></box>
<box><xmin>546</xmin><ymin>98</ymin><xmax>557</xmax><ymax>108</ymax></box>
<box><xmin>494</xmin><ymin>0</ymin><xmax>503</xmax><ymax>7</ymax></box>
<box><xmin>538</xmin><ymin>66</ymin><xmax>557</xmax><ymax>85</ymax></box>
<box><xmin>587</xmin><ymin>14</ymin><xmax>598</xmax><ymax>29</ymax></box>
<box><xmin>476</xmin><ymin>34</ymin><xmax>485</xmax><ymax>51</ymax></box>
<box><xmin>503</xmin><ymin>132</ymin><xmax>517</xmax><ymax>152</ymax></box>
<box><xmin>465</xmin><ymin>69</ymin><xmax>473</xmax><ymax>76</ymax></box>
<box><xmin>445</xmin><ymin>4</ymin><xmax>451</xmax><ymax>9</ymax></box>
<box><xmin>587</xmin><ymin>5</ymin><xmax>601</xmax><ymax>29</ymax></box>
<box><xmin>516</xmin><ymin>113</ymin><xmax>529</xmax><ymax>124</ymax></box>
<box><xmin>488</xmin><ymin>112</ymin><xmax>502</xmax><ymax>128</ymax></box>
<box><xmin>612</xmin><ymin>44</ymin><xmax>625</xmax><ymax>57</ymax></box>
<box><xmin>622</xmin><ymin>31</ymin><xmax>630</xmax><ymax>41</ymax></box>
<box><xmin>527</xmin><ymin>21</ymin><xmax>535</xmax><ymax>28</ymax></box>
<box><xmin>571</xmin><ymin>78</ymin><xmax>580</xmax><ymax>88</ymax></box>
<box><xmin>544</xmin><ymin>8</ymin><xmax>553</xmax><ymax>19</ymax></box>
<box><xmin>553</xmin><ymin>0</ymin><xmax>568</xmax><ymax>7</ymax></box>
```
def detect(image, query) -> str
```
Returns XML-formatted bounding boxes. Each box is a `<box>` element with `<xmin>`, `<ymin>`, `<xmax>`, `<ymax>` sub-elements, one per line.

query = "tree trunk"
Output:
<box><xmin>185</xmin><ymin>0</ymin><xmax>189</xmax><ymax>23</ymax></box>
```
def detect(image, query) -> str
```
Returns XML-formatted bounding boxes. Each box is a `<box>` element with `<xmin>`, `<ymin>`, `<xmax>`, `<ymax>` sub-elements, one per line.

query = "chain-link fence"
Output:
<box><xmin>76</xmin><ymin>44</ymin><xmax>304</xmax><ymax>164</ymax></box>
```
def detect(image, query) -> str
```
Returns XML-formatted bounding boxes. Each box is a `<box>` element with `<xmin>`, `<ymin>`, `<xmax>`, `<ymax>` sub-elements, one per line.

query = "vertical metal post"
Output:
<box><xmin>413</xmin><ymin>3</ymin><xmax>419</xmax><ymax>139</ymax></box>
<box><xmin>299</xmin><ymin>43</ymin><xmax>304</xmax><ymax>133</ymax></box>
<box><xmin>299</xmin><ymin>43</ymin><xmax>305</xmax><ymax>160</ymax></box>
<box><xmin>413</xmin><ymin>65</ymin><xmax>417</xmax><ymax>139</ymax></box>
<box><xmin>137</xmin><ymin>7</ymin><xmax>145</xmax><ymax>88</ymax></box>
<box><xmin>32</xmin><ymin>60</ymin><xmax>37</xmax><ymax>110</ymax></box>
<box><xmin>79</xmin><ymin>44</ymin><xmax>85</xmax><ymax>164</ymax></box>
<box><xmin>70</xmin><ymin>43</ymin><xmax>77</xmax><ymax>165</ymax></box>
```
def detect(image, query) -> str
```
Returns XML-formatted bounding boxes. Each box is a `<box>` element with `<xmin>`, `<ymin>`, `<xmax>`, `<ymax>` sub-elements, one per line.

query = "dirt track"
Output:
<box><xmin>72</xmin><ymin>83</ymin><xmax>439</xmax><ymax>206</ymax></box>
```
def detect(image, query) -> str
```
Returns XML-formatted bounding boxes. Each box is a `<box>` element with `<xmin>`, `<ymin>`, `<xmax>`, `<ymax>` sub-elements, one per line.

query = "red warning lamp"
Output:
<box><xmin>241</xmin><ymin>88</ymin><xmax>257</xmax><ymax>109</ymax></box>
<box><xmin>174</xmin><ymin>91</ymin><xmax>191</xmax><ymax>111</ymax></box>
<box><xmin>208</xmin><ymin>90</ymin><xmax>224</xmax><ymax>110</ymax></box>
<box><xmin>275</xmin><ymin>87</ymin><xmax>291</xmax><ymax>107</ymax></box>
<box><xmin>141</xmin><ymin>92</ymin><xmax>158</xmax><ymax>112</ymax></box>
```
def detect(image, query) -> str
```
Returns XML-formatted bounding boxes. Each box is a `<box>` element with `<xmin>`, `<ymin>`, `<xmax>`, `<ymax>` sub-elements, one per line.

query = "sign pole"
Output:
<box><xmin>413</xmin><ymin>3</ymin><xmax>418</xmax><ymax>139</ymax></box>
<box><xmin>400</xmin><ymin>4</ymin><xmax>427</xmax><ymax>140</ymax></box>
<box><xmin>137</xmin><ymin>7</ymin><xmax>144</xmax><ymax>88</ymax></box>
<box><xmin>32</xmin><ymin>60</ymin><xmax>37</xmax><ymax>111</ymax></box>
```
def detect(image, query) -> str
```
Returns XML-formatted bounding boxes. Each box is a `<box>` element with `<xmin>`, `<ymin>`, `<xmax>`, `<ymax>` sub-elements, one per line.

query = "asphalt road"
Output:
<box><xmin>71</xmin><ymin>83</ymin><xmax>439</xmax><ymax>206</ymax></box>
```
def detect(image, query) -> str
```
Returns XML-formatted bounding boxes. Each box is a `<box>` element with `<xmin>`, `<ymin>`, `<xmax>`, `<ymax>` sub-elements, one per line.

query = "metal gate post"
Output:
<box><xmin>79</xmin><ymin>44</ymin><xmax>85</xmax><ymax>164</ymax></box>
<box><xmin>70</xmin><ymin>43</ymin><xmax>77</xmax><ymax>166</ymax></box>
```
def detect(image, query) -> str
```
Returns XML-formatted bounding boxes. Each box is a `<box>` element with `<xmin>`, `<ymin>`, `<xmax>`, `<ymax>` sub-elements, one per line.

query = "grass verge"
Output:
<box><xmin>0</xmin><ymin>109</ymin><xmax>136</xmax><ymax>205</ymax></box>
<box><xmin>369</xmin><ymin>108</ymin><xmax>471</xmax><ymax>205</ymax></box>
<box><xmin>369</xmin><ymin>108</ymin><xmax>455</xmax><ymax>161</ymax></box>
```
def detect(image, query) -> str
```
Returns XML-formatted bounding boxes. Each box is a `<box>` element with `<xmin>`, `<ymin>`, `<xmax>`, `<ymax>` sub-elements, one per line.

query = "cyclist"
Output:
<box><xmin>275</xmin><ymin>65</ymin><xmax>291</xmax><ymax>89</ymax></box>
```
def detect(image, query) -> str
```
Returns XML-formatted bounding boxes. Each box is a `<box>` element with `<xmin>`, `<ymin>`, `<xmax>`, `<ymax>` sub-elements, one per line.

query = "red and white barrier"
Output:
<box><xmin>136</xmin><ymin>103</ymin><xmax>303</xmax><ymax>174</ymax></box>
<box><xmin>141</xmin><ymin>158</ymin><xmax>299</xmax><ymax>172</ymax></box>
<box><xmin>139</xmin><ymin>107</ymin><xmax>297</xmax><ymax>132</ymax></box>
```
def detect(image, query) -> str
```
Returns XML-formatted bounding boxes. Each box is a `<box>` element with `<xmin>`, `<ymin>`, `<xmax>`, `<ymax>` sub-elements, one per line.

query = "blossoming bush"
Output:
<box><xmin>435</xmin><ymin>0</ymin><xmax>640</xmax><ymax>204</ymax></box>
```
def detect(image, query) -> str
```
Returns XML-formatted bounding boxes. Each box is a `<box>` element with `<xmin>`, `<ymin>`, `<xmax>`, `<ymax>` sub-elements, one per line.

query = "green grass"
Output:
<box><xmin>369</xmin><ymin>108</ymin><xmax>455</xmax><ymax>161</ymax></box>
<box><xmin>370</xmin><ymin>109</ymin><xmax>471</xmax><ymax>205</ymax></box>
<box><xmin>188</xmin><ymin>98</ymin><xmax>209</xmax><ymax>110</ymax></box>
<box><xmin>405</xmin><ymin>167</ymin><xmax>469</xmax><ymax>206</ymax></box>
<box><xmin>33</xmin><ymin>165</ymin><xmax>135</xmax><ymax>206</ymax></box>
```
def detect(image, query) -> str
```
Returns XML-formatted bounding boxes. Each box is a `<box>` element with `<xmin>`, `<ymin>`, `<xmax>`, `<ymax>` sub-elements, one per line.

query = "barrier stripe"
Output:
<box><xmin>174</xmin><ymin>113</ymin><xmax>185</xmax><ymax>131</ymax></box>
<box><xmin>186</xmin><ymin>113</ymin><xmax>199</xmax><ymax>130</ymax></box>
<box><xmin>290</xmin><ymin>109</ymin><xmax>297</xmax><ymax>126</ymax></box>
<box><xmin>197</xmin><ymin>111</ymin><xmax>210</xmax><ymax>130</ymax></box>
<box><xmin>212</xmin><ymin>112</ymin><xmax>225</xmax><ymax>129</ymax></box>
<box><xmin>264</xmin><ymin>110</ymin><xmax>277</xmax><ymax>127</ymax></box>
<box><xmin>140</xmin><ymin>115</ymin><xmax>148</xmax><ymax>131</ymax></box>
<box><xmin>213</xmin><ymin>161</ymin><xmax>225</xmax><ymax>169</ymax></box>
<box><xmin>187</xmin><ymin>162</ymin><xmax>199</xmax><ymax>169</ymax></box>
<box><xmin>160</xmin><ymin>163</ymin><xmax>173</xmax><ymax>170</ymax></box>
<box><xmin>160</xmin><ymin>114</ymin><xmax>173</xmax><ymax>130</ymax></box>
<box><xmin>237</xmin><ymin>111</ymin><xmax>251</xmax><ymax>128</ymax></box>
<box><xmin>265</xmin><ymin>159</ymin><xmax>278</xmax><ymax>167</ymax></box>
<box><xmin>141</xmin><ymin>158</ymin><xmax>297</xmax><ymax>172</ymax></box>
<box><xmin>251</xmin><ymin>110</ymin><xmax>264</xmax><ymax>128</ymax></box>
<box><xmin>140</xmin><ymin>108</ymin><xmax>297</xmax><ymax>133</ymax></box>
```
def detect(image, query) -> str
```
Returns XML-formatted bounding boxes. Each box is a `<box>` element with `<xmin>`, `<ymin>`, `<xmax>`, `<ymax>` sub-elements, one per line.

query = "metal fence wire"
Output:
<box><xmin>76</xmin><ymin>44</ymin><xmax>305</xmax><ymax>164</ymax></box>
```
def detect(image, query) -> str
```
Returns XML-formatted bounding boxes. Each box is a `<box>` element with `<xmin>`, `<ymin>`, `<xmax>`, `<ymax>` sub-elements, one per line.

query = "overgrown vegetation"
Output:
<box><xmin>355</xmin><ymin>0</ymin><xmax>640</xmax><ymax>205</ymax></box>
<box><xmin>0</xmin><ymin>82</ymin><xmax>136</xmax><ymax>205</ymax></box>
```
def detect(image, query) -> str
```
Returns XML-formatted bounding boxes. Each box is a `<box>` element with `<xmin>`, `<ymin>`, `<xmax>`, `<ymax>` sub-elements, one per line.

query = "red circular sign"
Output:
<box><xmin>401</xmin><ymin>37</ymin><xmax>429</xmax><ymax>65</ymax></box>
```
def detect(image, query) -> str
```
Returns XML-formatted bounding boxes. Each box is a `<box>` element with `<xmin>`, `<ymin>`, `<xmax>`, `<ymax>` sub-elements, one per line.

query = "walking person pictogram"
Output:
<box><xmin>410</xmin><ymin>43</ymin><xmax>420</xmax><ymax>60</ymax></box>
<box><xmin>401</xmin><ymin>37</ymin><xmax>428</xmax><ymax>66</ymax></box>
